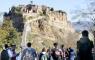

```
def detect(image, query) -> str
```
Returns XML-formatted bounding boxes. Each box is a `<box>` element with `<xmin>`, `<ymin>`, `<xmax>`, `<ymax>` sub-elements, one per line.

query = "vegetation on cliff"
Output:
<box><xmin>0</xmin><ymin>19</ymin><xmax>21</xmax><ymax>50</ymax></box>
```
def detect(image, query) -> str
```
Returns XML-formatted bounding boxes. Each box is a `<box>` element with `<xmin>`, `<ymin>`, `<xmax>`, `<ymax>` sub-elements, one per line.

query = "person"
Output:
<box><xmin>1</xmin><ymin>44</ymin><xmax>10</xmax><ymax>60</ymax></box>
<box><xmin>47</xmin><ymin>48</ymin><xmax>53</xmax><ymax>60</ymax></box>
<box><xmin>16</xmin><ymin>52</ymin><xmax>21</xmax><ymax>60</ymax></box>
<box><xmin>77</xmin><ymin>30</ymin><xmax>94</xmax><ymax>60</ymax></box>
<box><xmin>51</xmin><ymin>42</ymin><xmax>60</xmax><ymax>60</ymax></box>
<box><xmin>39</xmin><ymin>47</ymin><xmax>48</xmax><ymax>60</ymax></box>
<box><xmin>60</xmin><ymin>44</ymin><xmax>66</xmax><ymax>60</ymax></box>
<box><xmin>11</xmin><ymin>44</ymin><xmax>18</xmax><ymax>60</ymax></box>
<box><xmin>21</xmin><ymin>42</ymin><xmax>37</xmax><ymax>60</ymax></box>
<box><xmin>16</xmin><ymin>46</ymin><xmax>22</xmax><ymax>60</ymax></box>
<box><xmin>58</xmin><ymin>49</ymin><xmax>63</xmax><ymax>60</ymax></box>
<box><xmin>69</xmin><ymin>48</ymin><xmax>75</xmax><ymax>60</ymax></box>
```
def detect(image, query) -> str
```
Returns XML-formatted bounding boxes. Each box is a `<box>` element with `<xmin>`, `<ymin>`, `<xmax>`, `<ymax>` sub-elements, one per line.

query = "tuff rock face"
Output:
<box><xmin>4</xmin><ymin>4</ymin><xmax>79</xmax><ymax>51</ymax></box>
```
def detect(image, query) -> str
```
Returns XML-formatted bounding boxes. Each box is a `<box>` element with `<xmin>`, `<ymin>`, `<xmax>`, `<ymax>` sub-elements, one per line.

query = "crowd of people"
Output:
<box><xmin>0</xmin><ymin>30</ymin><xmax>94</xmax><ymax>60</ymax></box>
<box><xmin>0</xmin><ymin>42</ymin><xmax>76</xmax><ymax>60</ymax></box>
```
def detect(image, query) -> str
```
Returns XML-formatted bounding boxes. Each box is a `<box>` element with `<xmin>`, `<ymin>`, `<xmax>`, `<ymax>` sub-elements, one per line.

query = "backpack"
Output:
<box><xmin>1</xmin><ymin>49</ymin><xmax>9</xmax><ymax>60</ymax></box>
<box><xmin>39</xmin><ymin>53</ymin><xmax>47</xmax><ymax>60</ymax></box>
<box><xmin>48</xmin><ymin>55</ymin><xmax>53</xmax><ymax>60</ymax></box>
<box><xmin>51</xmin><ymin>48</ymin><xmax>60</xmax><ymax>60</ymax></box>
<box><xmin>23</xmin><ymin>49</ymin><xmax>33</xmax><ymax>60</ymax></box>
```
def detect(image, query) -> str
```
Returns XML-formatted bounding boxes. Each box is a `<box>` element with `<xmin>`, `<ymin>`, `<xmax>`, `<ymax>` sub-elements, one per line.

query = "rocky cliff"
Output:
<box><xmin>4</xmin><ymin>4</ymin><xmax>79</xmax><ymax>51</ymax></box>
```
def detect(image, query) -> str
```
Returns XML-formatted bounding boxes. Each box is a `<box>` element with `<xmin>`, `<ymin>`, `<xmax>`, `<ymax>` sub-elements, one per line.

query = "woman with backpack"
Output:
<box><xmin>39</xmin><ymin>48</ymin><xmax>48</xmax><ymax>60</ymax></box>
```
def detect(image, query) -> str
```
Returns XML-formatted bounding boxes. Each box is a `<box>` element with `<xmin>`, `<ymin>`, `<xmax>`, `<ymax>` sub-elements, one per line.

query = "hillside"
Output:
<box><xmin>4</xmin><ymin>4</ymin><xmax>79</xmax><ymax>51</ymax></box>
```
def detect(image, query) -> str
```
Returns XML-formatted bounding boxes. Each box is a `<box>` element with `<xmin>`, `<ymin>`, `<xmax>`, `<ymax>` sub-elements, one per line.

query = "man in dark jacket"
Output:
<box><xmin>77</xmin><ymin>30</ymin><xmax>94</xmax><ymax>60</ymax></box>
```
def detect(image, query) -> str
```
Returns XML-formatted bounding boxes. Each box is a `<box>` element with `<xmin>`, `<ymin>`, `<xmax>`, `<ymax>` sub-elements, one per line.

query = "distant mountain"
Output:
<box><xmin>72</xmin><ymin>21</ymin><xmax>94</xmax><ymax>32</ymax></box>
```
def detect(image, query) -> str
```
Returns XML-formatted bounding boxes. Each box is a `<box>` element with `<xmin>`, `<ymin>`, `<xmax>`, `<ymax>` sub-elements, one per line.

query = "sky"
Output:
<box><xmin>0</xmin><ymin>0</ymin><xmax>88</xmax><ymax>21</ymax></box>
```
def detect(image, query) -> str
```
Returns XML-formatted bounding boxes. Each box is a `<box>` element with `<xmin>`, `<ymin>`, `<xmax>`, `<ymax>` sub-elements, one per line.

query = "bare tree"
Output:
<box><xmin>72</xmin><ymin>0</ymin><xmax>95</xmax><ymax>58</ymax></box>
<box><xmin>72</xmin><ymin>0</ymin><xmax>95</xmax><ymax>29</ymax></box>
